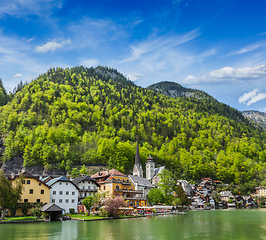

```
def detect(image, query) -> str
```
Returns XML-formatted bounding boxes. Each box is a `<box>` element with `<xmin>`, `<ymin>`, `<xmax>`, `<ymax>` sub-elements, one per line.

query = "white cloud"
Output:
<box><xmin>13</xmin><ymin>73</ymin><xmax>22</xmax><ymax>78</ymax></box>
<box><xmin>36</xmin><ymin>38</ymin><xmax>71</xmax><ymax>53</ymax></box>
<box><xmin>183</xmin><ymin>75</ymin><xmax>197</xmax><ymax>83</ymax></box>
<box><xmin>239</xmin><ymin>88</ymin><xmax>259</xmax><ymax>104</ymax></box>
<box><xmin>239</xmin><ymin>89</ymin><xmax>266</xmax><ymax>106</ymax></box>
<box><xmin>0</xmin><ymin>0</ymin><xmax>62</xmax><ymax>18</ymax></box>
<box><xmin>127</xmin><ymin>73</ymin><xmax>146</xmax><ymax>82</ymax></box>
<box><xmin>80</xmin><ymin>58</ymin><xmax>99</xmax><ymax>67</ymax></box>
<box><xmin>184</xmin><ymin>65</ymin><xmax>266</xmax><ymax>84</ymax></box>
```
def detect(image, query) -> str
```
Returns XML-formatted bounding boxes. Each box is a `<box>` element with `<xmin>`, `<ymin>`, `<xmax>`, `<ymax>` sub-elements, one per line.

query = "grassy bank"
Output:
<box><xmin>0</xmin><ymin>216</ymin><xmax>41</xmax><ymax>222</ymax></box>
<box><xmin>70</xmin><ymin>214</ymin><xmax>106</xmax><ymax>220</ymax></box>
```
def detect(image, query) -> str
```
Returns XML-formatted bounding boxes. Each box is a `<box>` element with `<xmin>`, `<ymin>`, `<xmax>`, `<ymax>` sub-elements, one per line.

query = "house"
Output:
<box><xmin>9</xmin><ymin>171</ymin><xmax>51</xmax><ymax>216</ymax></box>
<box><xmin>220</xmin><ymin>191</ymin><xmax>235</xmax><ymax>202</ymax></box>
<box><xmin>255</xmin><ymin>187</ymin><xmax>266</xmax><ymax>197</ymax></box>
<box><xmin>91</xmin><ymin>169</ymin><xmax>147</xmax><ymax>207</ymax></box>
<box><xmin>41</xmin><ymin>203</ymin><xmax>63</xmax><ymax>221</ymax></box>
<box><xmin>45</xmin><ymin>176</ymin><xmax>79</xmax><ymax>214</ymax></box>
<box><xmin>128</xmin><ymin>174</ymin><xmax>154</xmax><ymax>199</ymax></box>
<box><xmin>191</xmin><ymin>196</ymin><xmax>205</xmax><ymax>209</ymax></box>
<box><xmin>72</xmin><ymin>175</ymin><xmax>100</xmax><ymax>204</ymax></box>
<box><xmin>243</xmin><ymin>196</ymin><xmax>254</xmax><ymax>207</ymax></box>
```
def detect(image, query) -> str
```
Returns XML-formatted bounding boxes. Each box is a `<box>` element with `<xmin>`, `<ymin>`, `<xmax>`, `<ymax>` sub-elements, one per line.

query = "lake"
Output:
<box><xmin>1</xmin><ymin>209</ymin><xmax>266</xmax><ymax>240</ymax></box>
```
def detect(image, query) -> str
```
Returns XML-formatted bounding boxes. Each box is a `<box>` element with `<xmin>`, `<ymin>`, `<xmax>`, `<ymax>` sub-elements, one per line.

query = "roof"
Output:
<box><xmin>153</xmin><ymin>166</ymin><xmax>165</xmax><ymax>177</ymax></box>
<box><xmin>45</xmin><ymin>176</ymin><xmax>79</xmax><ymax>189</ymax></box>
<box><xmin>220</xmin><ymin>191</ymin><xmax>234</xmax><ymax>197</ymax></box>
<box><xmin>129</xmin><ymin>175</ymin><xmax>154</xmax><ymax>188</ymax></box>
<box><xmin>91</xmin><ymin>169</ymin><xmax>126</xmax><ymax>179</ymax></box>
<box><xmin>41</xmin><ymin>203</ymin><xmax>64</xmax><ymax>212</ymax></box>
<box><xmin>72</xmin><ymin>175</ymin><xmax>100</xmax><ymax>187</ymax></box>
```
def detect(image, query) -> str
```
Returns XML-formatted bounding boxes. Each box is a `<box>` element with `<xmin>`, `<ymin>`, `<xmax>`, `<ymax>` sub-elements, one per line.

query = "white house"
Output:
<box><xmin>72</xmin><ymin>175</ymin><xmax>100</xmax><ymax>204</ymax></box>
<box><xmin>128</xmin><ymin>175</ymin><xmax>154</xmax><ymax>199</ymax></box>
<box><xmin>45</xmin><ymin>176</ymin><xmax>79</xmax><ymax>214</ymax></box>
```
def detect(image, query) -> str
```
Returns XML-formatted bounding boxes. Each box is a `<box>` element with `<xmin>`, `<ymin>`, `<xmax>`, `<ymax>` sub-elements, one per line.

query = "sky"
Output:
<box><xmin>0</xmin><ymin>0</ymin><xmax>266</xmax><ymax>112</ymax></box>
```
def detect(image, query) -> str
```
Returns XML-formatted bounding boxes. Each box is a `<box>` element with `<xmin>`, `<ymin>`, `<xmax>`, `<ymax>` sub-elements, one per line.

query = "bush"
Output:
<box><xmin>99</xmin><ymin>207</ymin><xmax>108</xmax><ymax>217</ymax></box>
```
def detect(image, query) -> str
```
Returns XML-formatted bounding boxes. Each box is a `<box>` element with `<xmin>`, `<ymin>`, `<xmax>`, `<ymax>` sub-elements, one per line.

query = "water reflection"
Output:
<box><xmin>1</xmin><ymin>210</ymin><xmax>266</xmax><ymax>240</ymax></box>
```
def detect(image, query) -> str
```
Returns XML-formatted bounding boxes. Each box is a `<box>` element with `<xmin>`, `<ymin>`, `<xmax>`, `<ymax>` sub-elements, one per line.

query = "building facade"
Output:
<box><xmin>45</xmin><ymin>176</ymin><xmax>79</xmax><ymax>214</ymax></box>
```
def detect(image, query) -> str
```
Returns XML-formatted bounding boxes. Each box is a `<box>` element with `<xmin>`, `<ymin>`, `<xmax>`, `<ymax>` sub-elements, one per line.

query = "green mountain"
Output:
<box><xmin>0</xmin><ymin>66</ymin><xmax>266</xmax><ymax>193</ymax></box>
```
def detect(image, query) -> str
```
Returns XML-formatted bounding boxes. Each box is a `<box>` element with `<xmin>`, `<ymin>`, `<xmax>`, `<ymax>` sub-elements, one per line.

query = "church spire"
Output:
<box><xmin>133</xmin><ymin>137</ymin><xmax>143</xmax><ymax>177</ymax></box>
<box><xmin>135</xmin><ymin>140</ymin><xmax>141</xmax><ymax>167</ymax></box>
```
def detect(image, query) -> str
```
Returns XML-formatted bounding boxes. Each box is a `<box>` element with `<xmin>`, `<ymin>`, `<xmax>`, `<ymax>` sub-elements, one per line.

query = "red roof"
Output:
<box><xmin>91</xmin><ymin>169</ymin><xmax>126</xmax><ymax>179</ymax></box>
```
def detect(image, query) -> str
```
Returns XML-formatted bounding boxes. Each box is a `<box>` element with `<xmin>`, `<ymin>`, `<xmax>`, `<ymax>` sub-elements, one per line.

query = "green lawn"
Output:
<box><xmin>1</xmin><ymin>216</ymin><xmax>40</xmax><ymax>222</ymax></box>
<box><xmin>70</xmin><ymin>214</ymin><xmax>107</xmax><ymax>220</ymax></box>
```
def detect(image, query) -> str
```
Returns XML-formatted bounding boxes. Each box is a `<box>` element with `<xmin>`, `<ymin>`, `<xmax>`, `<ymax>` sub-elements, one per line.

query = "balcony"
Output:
<box><xmin>125</xmin><ymin>197</ymin><xmax>147</xmax><ymax>201</ymax></box>
<box><xmin>80</xmin><ymin>188</ymin><xmax>98</xmax><ymax>192</ymax></box>
<box><xmin>114</xmin><ymin>189</ymin><xmax>142</xmax><ymax>194</ymax></box>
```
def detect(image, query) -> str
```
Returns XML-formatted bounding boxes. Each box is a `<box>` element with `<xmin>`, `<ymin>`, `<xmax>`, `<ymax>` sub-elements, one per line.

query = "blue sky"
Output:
<box><xmin>0</xmin><ymin>0</ymin><xmax>266</xmax><ymax>112</ymax></box>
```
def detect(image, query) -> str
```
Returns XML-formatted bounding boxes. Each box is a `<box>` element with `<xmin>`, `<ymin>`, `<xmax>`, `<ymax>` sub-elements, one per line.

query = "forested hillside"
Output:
<box><xmin>1</xmin><ymin>66</ymin><xmax>266</xmax><ymax>192</ymax></box>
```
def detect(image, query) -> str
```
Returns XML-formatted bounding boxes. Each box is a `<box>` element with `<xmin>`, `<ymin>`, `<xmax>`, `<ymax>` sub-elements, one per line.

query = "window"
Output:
<box><xmin>66</xmin><ymin>199</ymin><xmax>69</xmax><ymax>203</ymax></box>
<box><xmin>52</xmin><ymin>199</ymin><xmax>55</xmax><ymax>203</ymax></box>
<box><xmin>59</xmin><ymin>199</ymin><xmax>62</xmax><ymax>203</ymax></box>
<box><xmin>24</xmin><ymin>199</ymin><xmax>28</xmax><ymax>203</ymax></box>
<box><xmin>103</xmin><ymin>186</ymin><xmax>106</xmax><ymax>190</ymax></box>
<box><xmin>59</xmin><ymin>191</ymin><xmax>63</xmax><ymax>195</ymax></box>
<box><xmin>116</xmin><ymin>185</ymin><xmax>119</xmax><ymax>190</ymax></box>
<box><xmin>23</xmin><ymin>180</ymin><xmax>25</xmax><ymax>184</ymax></box>
<box><xmin>66</xmin><ymin>183</ymin><xmax>68</xmax><ymax>185</ymax></box>
<box><xmin>72</xmin><ymin>191</ymin><xmax>75</xmax><ymax>195</ymax></box>
<box><xmin>30</xmin><ymin>189</ymin><xmax>33</xmax><ymax>194</ymax></box>
<box><xmin>41</xmin><ymin>190</ymin><xmax>44</xmax><ymax>194</ymax></box>
<box><xmin>72</xmin><ymin>199</ymin><xmax>75</xmax><ymax>203</ymax></box>
<box><xmin>27</xmin><ymin>180</ymin><xmax>30</xmax><ymax>184</ymax></box>
<box><xmin>60</xmin><ymin>182</ymin><xmax>61</xmax><ymax>185</ymax></box>
<box><xmin>53</xmin><ymin>191</ymin><xmax>56</xmax><ymax>195</ymax></box>
<box><xmin>36</xmin><ymin>199</ymin><xmax>40</xmax><ymax>203</ymax></box>
<box><xmin>85</xmin><ymin>193</ymin><xmax>87</xmax><ymax>197</ymax></box>
<box><xmin>39</xmin><ymin>183</ymin><xmax>41</xmax><ymax>186</ymax></box>
<box><xmin>66</xmin><ymin>191</ymin><xmax>69</xmax><ymax>195</ymax></box>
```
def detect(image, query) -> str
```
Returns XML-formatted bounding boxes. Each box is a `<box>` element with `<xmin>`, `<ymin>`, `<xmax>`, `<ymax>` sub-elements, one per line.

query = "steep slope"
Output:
<box><xmin>242</xmin><ymin>110</ymin><xmax>266</xmax><ymax>130</ymax></box>
<box><xmin>0</xmin><ymin>66</ymin><xmax>266</xmax><ymax>191</ymax></box>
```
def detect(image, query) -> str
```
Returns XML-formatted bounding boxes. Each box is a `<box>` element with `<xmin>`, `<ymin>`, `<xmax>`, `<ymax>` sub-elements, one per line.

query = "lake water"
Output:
<box><xmin>2</xmin><ymin>209</ymin><xmax>266</xmax><ymax>240</ymax></box>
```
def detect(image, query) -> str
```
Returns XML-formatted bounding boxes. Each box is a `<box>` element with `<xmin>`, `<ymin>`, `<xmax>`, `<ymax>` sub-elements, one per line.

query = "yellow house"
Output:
<box><xmin>9</xmin><ymin>171</ymin><xmax>51</xmax><ymax>216</ymax></box>
<box><xmin>91</xmin><ymin>169</ymin><xmax>147</xmax><ymax>207</ymax></box>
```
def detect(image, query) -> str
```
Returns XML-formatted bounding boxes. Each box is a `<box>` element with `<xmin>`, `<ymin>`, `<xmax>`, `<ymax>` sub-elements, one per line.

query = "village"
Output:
<box><xmin>1</xmin><ymin>142</ymin><xmax>266</xmax><ymax>221</ymax></box>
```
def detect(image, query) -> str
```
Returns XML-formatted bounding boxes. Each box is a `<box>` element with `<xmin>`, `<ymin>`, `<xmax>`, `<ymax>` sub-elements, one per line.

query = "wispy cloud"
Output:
<box><xmin>226</xmin><ymin>41</ymin><xmax>266</xmax><ymax>57</ymax></box>
<box><xmin>121</xmin><ymin>29</ymin><xmax>201</xmax><ymax>63</ymax></box>
<box><xmin>36</xmin><ymin>38</ymin><xmax>71</xmax><ymax>53</ymax></box>
<box><xmin>184</xmin><ymin>65</ymin><xmax>266</xmax><ymax>84</ymax></box>
<box><xmin>27</xmin><ymin>38</ymin><xmax>34</xmax><ymax>42</ymax></box>
<box><xmin>127</xmin><ymin>73</ymin><xmax>146</xmax><ymax>82</ymax></box>
<box><xmin>0</xmin><ymin>0</ymin><xmax>62</xmax><ymax>18</ymax></box>
<box><xmin>13</xmin><ymin>73</ymin><xmax>22</xmax><ymax>78</ymax></box>
<box><xmin>239</xmin><ymin>89</ymin><xmax>266</xmax><ymax>106</ymax></box>
<box><xmin>80</xmin><ymin>58</ymin><xmax>99</xmax><ymax>67</ymax></box>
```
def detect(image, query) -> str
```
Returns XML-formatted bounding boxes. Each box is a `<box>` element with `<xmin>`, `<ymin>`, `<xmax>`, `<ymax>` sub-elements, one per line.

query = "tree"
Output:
<box><xmin>104</xmin><ymin>196</ymin><xmax>126</xmax><ymax>218</ymax></box>
<box><xmin>174</xmin><ymin>185</ymin><xmax>191</xmax><ymax>206</ymax></box>
<box><xmin>147</xmin><ymin>188</ymin><xmax>165</xmax><ymax>205</ymax></box>
<box><xmin>92</xmin><ymin>191</ymin><xmax>108</xmax><ymax>210</ymax></box>
<box><xmin>0</xmin><ymin>170</ymin><xmax>24</xmax><ymax>219</ymax></box>
<box><xmin>82</xmin><ymin>196</ymin><xmax>94</xmax><ymax>215</ymax></box>
<box><xmin>157</xmin><ymin>169</ymin><xmax>175</xmax><ymax>205</ymax></box>
<box><xmin>79</xmin><ymin>165</ymin><xmax>88</xmax><ymax>175</ymax></box>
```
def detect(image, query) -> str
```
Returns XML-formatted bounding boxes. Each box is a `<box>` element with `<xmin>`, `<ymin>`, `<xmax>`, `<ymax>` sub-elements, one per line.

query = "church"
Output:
<box><xmin>132</xmin><ymin>141</ymin><xmax>165</xmax><ymax>186</ymax></box>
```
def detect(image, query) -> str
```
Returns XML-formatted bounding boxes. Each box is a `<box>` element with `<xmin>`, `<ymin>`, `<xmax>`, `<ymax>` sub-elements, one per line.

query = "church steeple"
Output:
<box><xmin>133</xmin><ymin>139</ymin><xmax>143</xmax><ymax>177</ymax></box>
